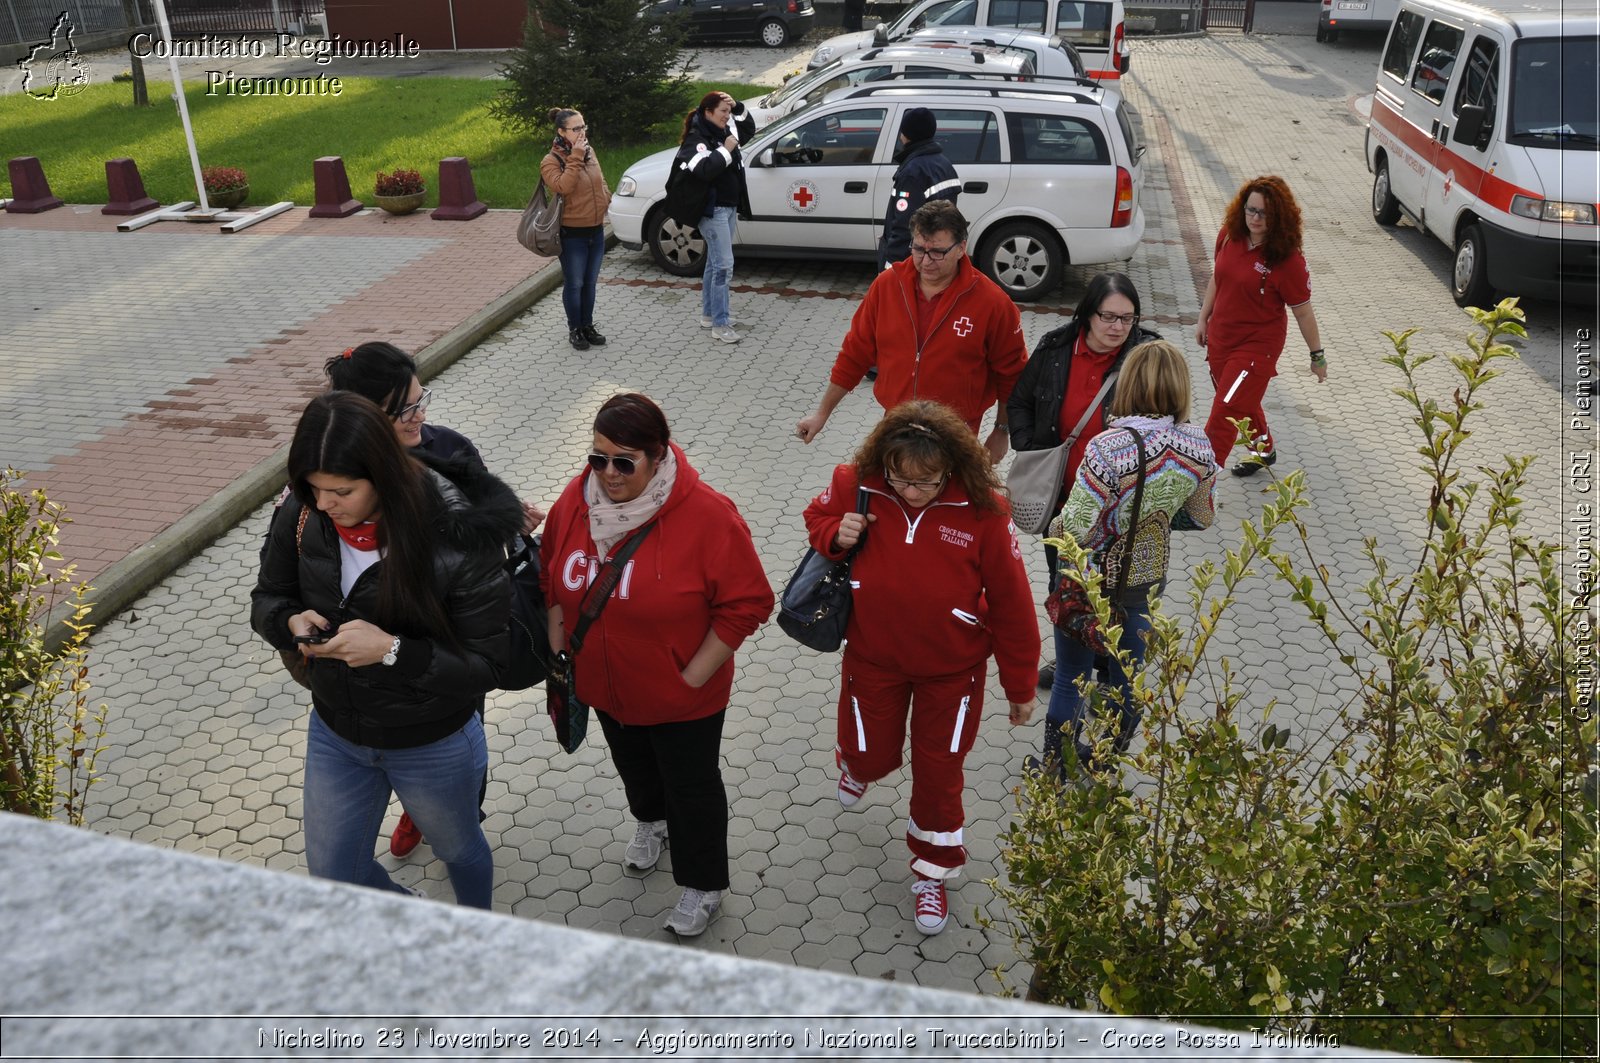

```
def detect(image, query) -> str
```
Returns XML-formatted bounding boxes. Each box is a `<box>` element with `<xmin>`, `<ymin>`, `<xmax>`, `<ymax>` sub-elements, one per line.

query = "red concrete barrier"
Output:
<box><xmin>308</xmin><ymin>155</ymin><xmax>362</xmax><ymax>218</ymax></box>
<box><xmin>6</xmin><ymin>156</ymin><xmax>65</xmax><ymax>213</ymax></box>
<box><xmin>102</xmin><ymin>157</ymin><xmax>159</xmax><ymax>215</ymax></box>
<box><xmin>430</xmin><ymin>157</ymin><xmax>486</xmax><ymax>221</ymax></box>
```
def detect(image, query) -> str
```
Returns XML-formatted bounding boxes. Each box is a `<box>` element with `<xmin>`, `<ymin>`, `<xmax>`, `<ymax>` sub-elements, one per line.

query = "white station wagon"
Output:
<box><xmin>611</xmin><ymin>79</ymin><xmax>1146</xmax><ymax>302</ymax></box>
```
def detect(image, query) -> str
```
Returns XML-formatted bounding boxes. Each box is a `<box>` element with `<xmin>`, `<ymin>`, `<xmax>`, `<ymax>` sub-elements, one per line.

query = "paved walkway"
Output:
<box><xmin>5</xmin><ymin>31</ymin><xmax>1590</xmax><ymax>1002</ymax></box>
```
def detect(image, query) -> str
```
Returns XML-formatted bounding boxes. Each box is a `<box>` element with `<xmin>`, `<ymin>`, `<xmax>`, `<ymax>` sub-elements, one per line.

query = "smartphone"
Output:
<box><xmin>293</xmin><ymin>627</ymin><xmax>334</xmax><ymax>644</ymax></box>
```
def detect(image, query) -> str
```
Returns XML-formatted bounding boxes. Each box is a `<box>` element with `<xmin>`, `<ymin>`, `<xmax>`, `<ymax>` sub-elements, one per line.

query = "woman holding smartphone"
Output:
<box><xmin>251</xmin><ymin>392</ymin><xmax>523</xmax><ymax>908</ymax></box>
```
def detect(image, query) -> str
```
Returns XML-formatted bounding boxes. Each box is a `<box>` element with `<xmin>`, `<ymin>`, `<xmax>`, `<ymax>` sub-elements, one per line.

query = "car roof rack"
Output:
<box><xmin>836</xmin><ymin>77</ymin><xmax>1102</xmax><ymax>102</ymax></box>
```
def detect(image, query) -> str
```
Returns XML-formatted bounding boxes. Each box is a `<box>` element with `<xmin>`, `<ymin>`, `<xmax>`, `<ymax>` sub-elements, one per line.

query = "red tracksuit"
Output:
<box><xmin>804</xmin><ymin>465</ymin><xmax>1038</xmax><ymax>879</ymax></box>
<box><xmin>1203</xmin><ymin>234</ymin><xmax>1312</xmax><ymax>464</ymax></box>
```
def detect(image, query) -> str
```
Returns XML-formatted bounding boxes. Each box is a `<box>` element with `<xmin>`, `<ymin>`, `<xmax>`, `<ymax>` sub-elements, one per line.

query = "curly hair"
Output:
<box><xmin>852</xmin><ymin>401</ymin><xmax>1005</xmax><ymax>515</ymax></box>
<box><xmin>1220</xmin><ymin>175</ymin><xmax>1303</xmax><ymax>265</ymax></box>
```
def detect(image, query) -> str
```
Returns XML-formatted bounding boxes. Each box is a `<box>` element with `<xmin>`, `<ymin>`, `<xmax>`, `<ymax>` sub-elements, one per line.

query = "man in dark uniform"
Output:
<box><xmin>878</xmin><ymin>107</ymin><xmax>962</xmax><ymax>271</ymax></box>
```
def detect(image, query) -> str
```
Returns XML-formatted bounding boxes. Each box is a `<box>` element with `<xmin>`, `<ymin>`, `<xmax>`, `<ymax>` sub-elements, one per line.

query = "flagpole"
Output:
<box><xmin>150</xmin><ymin>0</ymin><xmax>210</xmax><ymax>210</ymax></box>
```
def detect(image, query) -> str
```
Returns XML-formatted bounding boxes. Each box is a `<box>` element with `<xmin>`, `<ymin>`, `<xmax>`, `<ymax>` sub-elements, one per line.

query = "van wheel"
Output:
<box><xmin>1315</xmin><ymin>21</ymin><xmax>1326</xmax><ymax>41</ymax></box>
<box><xmin>645</xmin><ymin>204</ymin><xmax>705</xmax><ymax>277</ymax></box>
<box><xmin>1323</xmin><ymin>23</ymin><xmax>1340</xmax><ymax>42</ymax></box>
<box><xmin>978</xmin><ymin>221</ymin><xmax>1063</xmax><ymax>302</ymax></box>
<box><xmin>1372</xmin><ymin>159</ymin><xmax>1401</xmax><ymax>225</ymax></box>
<box><xmin>1451</xmin><ymin>223</ymin><xmax>1495</xmax><ymax>308</ymax></box>
<box><xmin>758</xmin><ymin>18</ymin><xmax>790</xmax><ymax>47</ymax></box>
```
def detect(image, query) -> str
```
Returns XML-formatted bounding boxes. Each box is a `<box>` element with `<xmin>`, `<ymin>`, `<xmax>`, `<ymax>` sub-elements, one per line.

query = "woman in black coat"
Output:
<box><xmin>667</xmin><ymin>91</ymin><xmax>754</xmax><ymax>343</ymax></box>
<box><xmin>251</xmin><ymin>392</ymin><xmax>521</xmax><ymax>908</ymax></box>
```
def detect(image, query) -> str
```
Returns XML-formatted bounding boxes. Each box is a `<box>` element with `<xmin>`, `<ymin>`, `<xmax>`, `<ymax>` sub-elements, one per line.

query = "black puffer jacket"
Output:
<box><xmin>251</xmin><ymin>456</ymin><xmax>521</xmax><ymax>749</ymax></box>
<box><xmin>667</xmin><ymin>106</ymin><xmax>755</xmax><ymax>223</ymax></box>
<box><xmin>1006</xmin><ymin>320</ymin><xmax>1161</xmax><ymax>452</ymax></box>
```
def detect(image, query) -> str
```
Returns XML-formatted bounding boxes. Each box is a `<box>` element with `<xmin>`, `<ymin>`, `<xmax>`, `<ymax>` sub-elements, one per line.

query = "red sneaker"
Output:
<box><xmin>389</xmin><ymin>812</ymin><xmax>423</xmax><ymax>858</ymax></box>
<box><xmin>911</xmin><ymin>874</ymin><xmax>949</xmax><ymax>935</ymax></box>
<box><xmin>836</xmin><ymin>749</ymin><xmax>868</xmax><ymax>808</ymax></box>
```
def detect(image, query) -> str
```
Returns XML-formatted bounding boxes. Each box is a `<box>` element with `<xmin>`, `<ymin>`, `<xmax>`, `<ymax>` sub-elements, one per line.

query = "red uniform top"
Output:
<box><xmin>831</xmin><ymin>255</ymin><xmax>1028</xmax><ymax>431</ymax></box>
<box><xmin>803</xmin><ymin>464</ymin><xmax>1040</xmax><ymax>704</ymax></box>
<box><xmin>539</xmin><ymin>444</ymin><xmax>774</xmax><ymax>725</ymax></box>
<box><xmin>1057</xmin><ymin>332</ymin><xmax>1119</xmax><ymax>492</ymax></box>
<box><xmin>1207</xmin><ymin>233</ymin><xmax>1312</xmax><ymax>372</ymax></box>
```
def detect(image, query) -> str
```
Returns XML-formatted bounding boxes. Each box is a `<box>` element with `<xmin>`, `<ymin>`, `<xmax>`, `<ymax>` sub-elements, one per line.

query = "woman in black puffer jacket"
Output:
<box><xmin>251</xmin><ymin>392</ymin><xmax>521</xmax><ymax>908</ymax></box>
<box><xmin>667</xmin><ymin>91</ymin><xmax>754</xmax><ymax>343</ymax></box>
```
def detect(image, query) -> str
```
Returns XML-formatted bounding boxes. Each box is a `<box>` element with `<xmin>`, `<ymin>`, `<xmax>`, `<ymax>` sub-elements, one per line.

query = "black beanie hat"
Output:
<box><xmin>901</xmin><ymin>107</ymin><xmax>936</xmax><ymax>143</ymax></box>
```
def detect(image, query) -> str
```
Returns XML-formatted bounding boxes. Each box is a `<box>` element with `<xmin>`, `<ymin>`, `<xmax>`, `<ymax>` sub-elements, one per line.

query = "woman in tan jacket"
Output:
<box><xmin>540</xmin><ymin>107</ymin><xmax>612</xmax><ymax>352</ymax></box>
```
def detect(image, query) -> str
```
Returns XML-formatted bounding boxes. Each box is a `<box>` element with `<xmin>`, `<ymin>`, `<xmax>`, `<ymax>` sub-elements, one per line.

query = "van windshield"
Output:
<box><xmin>1509</xmin><ymin>36</ymin><xmax>1599</xmax><ymax>149</ymax></box>
<box><xmin>888</xmin><ymin>0</ymin><xmax>980</xmax><ymax>37</ymax></box>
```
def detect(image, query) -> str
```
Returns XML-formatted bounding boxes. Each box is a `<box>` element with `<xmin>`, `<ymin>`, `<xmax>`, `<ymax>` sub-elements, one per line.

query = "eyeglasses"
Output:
<box><xmin>1243</xmin><ymin>206</ymin><xmax>1268</xmax><ymax>218</ymax></box>
<box><xmin>587</xmin><ymin>452</ymin><xmax>640</xmax><ymax>476</ymax></box>
<box><xmin>886</xmin><ymin>472</ymin><xmax>947</xmax><ymax>492</ymax></box>
<box><xmin>909</xmin><ymin>243</ymin><xmax>959</xmax><ymax>262</ymax></box>
<box><xmin>393</xmin><ymin>386</ymin><xmax>432</xmax><ymax>422</ymax></box>
<box><xmin>1095</xmin><ymin>311</ymin><xmax>1138</xmax><ymax>327</ymax></box>
<box><xmin>565</xmin><ymin>124</ymin><xmax>588</xmax><ymax>133</ymax></box>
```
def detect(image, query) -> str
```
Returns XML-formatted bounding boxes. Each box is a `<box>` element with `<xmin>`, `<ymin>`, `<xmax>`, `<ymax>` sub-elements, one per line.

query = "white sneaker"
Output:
<box><xmin>911</xmin><ymin>875</ymin><xmax>949</xmax><ymax>935</ymax></box>
<box><xmin>663</xmin><ymin>887</ymin><xmax>723</xmax><ymax>937</ymax></box>
<box><xmin>624</xmin><ymin>819</ymin><xmax>667</xmax><ymax>871</ymax></box>
<box><xmin>699</xmin><ymin>315</ymin><xmax>735</xmax><ymax>328</ymax></box>
<box><xmin>711</xmin><ymin>325</ymin><xmax>740</xmax><ymax>344</ymax></box>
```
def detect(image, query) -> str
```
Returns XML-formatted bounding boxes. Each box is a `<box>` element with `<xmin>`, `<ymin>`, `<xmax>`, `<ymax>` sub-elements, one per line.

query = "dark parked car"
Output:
<box><xmin>648</xmin><ymin>0</ymin><xmax>816</xmax><ymax>47</ymax></box>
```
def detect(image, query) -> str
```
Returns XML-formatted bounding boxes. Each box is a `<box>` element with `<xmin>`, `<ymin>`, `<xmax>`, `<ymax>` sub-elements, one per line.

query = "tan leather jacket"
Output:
<box><xmin>540</xmin><ymin>145</ymin><xmax>611</xmax><ymax>229</ymax></box>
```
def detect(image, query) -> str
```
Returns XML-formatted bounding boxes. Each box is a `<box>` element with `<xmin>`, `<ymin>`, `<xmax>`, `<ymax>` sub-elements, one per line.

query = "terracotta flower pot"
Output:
<box><xmin>208</xmin><ymin>185</ymin><xmax>248</xmax><ymax>209</ymax></box>
<box><xmin>374</xmin><ymin>191</ymin><xmax>426</xmax><ymax>216</ymax></box>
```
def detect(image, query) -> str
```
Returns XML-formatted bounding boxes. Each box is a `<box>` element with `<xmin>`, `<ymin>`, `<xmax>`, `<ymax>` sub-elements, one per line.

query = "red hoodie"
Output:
<box><xmin>803</xmin><ymin>464</ymin><xmax>1039</xmax><ymax>704</ymax></box>
<box><xmin>831</xmin><ymin>255</ymin><xmax>1028</xmax><ymax>431</ymax></box>
<box><xmin>540</xmin><ymin>444</ymin><xmax>774</xmax><ymax>725</ymax></box>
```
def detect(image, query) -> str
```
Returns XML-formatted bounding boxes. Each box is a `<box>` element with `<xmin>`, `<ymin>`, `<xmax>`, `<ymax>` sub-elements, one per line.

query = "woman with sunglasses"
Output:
<box><xmin>539</xmin><ymin>393</ymin><xmax>773</xmax><ymax>938</ymax></box>
<box><xmin>1196</xmin><ymin>175</ymin><xmax>1327</xmax><ymax>476</ymax></box>
<box><xmin>252</xmin><ymin>392</ymin><xmax>523</xmax><ymax>908</ymax></box>
<box><xmin>318</xmin><ymin>340</ymin><xmax>542</xmax><ymax>860</ymax></box>
<box><xmin>803</xmin><ymin>401</ymin><xmax>1038</xmax><ymax>937</ymax></box>
<box><xmin>541</xmin><ymin>107</ymin><xmax>612</xmax><ymax>352</ymax></box>
<box><xmin>1006</xmin><ymin>272</ymin><xmax>1158</xmax><ymax>692</ymax></box>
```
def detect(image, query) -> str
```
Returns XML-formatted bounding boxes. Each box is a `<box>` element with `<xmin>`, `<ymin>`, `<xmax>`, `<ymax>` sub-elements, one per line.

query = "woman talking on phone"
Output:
<box><xmin>252</xmin><ymin>392</ymin><xmax>523</xmax><ymax>908</ymax></box>
<box><xmin>541</xmin><ymin>106</ymin><xmax>612</xmax><ymax>352</ymax></box>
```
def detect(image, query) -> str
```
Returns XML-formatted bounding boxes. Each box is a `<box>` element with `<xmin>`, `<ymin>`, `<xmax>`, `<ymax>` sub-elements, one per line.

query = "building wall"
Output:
<box><xmin>323</xmin><ymin>0</ymin><xmax>525</xmax><ymax>50</ymax></box>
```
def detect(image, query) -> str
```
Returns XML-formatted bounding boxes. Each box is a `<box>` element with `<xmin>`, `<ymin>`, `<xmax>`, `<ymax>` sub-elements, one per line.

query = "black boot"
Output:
<box><xmin>569</xmin><ymin>328</ymin><xmax>589</xmax><ymax>351</ymax></box>
<box><xmin>582</xmin><ymin>325</ymin><xmax>607</xmax><ymax>347</ymax></box>
<box><xmin>1024</xmin><ymin>721</ymin><xmax>1069</xmax><ymax>785</ymax></box>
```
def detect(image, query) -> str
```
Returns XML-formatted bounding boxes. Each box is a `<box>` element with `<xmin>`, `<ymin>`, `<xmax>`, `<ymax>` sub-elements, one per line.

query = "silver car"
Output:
<box><xmin>610</xmin><ymin>79</ymin><xmax>1147</xmax><ymax>302</ymax></box>
<box><xmin>905</xmin><ymin>26</ymin><xmax>1088</xmax><ymax>80</ymax></box>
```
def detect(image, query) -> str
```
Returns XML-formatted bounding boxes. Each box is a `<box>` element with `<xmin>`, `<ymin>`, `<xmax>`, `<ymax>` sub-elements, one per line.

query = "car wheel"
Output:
<box><xmin>1451</xmin><ymin>222</ymin><xmax>1495</xmax><ymax>308</ymax></box>
<box><xmin>645</xmin><ymin>204</ymin><xmax>706</xmax><ymax>278</ymax></box>
<box><xmin>977</xmin><ymin>221</ymin><xmax>1063</xmax><ymax>303</ymax></box>
<box><xmin>1372</xmin><ymin>158</ymin><xmax>1401</xmax><ymax>226</ymax></box>
<box><xmin>1325</xmin><ymin>24</ymin><xmax>1340</xmax><ymax>42</ymax></box>
<box><xmin>758</xmin><ymin>18</ymin><xmax>789</xmax><ymax>47</ymax></box>
<box><xmin>1314</xmin><ymin>21</ymin><xmax>1325</xmax><ymax>41</ymax></box>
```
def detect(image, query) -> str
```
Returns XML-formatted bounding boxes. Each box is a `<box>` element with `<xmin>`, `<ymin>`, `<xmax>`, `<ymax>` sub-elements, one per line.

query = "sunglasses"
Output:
<box><xmin>587</xmin><ymin>452</ymin><xmax>641</xmax><ymax>476</ymax></box>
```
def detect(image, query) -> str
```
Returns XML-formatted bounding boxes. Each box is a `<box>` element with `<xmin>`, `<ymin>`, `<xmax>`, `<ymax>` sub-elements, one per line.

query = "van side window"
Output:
<box><xmin>930</xmin><ymin>108</ymin><xmax>1003</xmax><ymax>163</ymax></box>
<box><xmin>1410</xmin><ymin>21</ymin><xmax>1464</xmax><ymax>104</ymax></box>
<box><xmin>1008</xmin><ymin>112</ymin><xmax>1109</xmax><ymax>163</ymax></box>
<box><xmin>1452</xmin><ymin>36</ymin><xmax>1499</xmax><ymax>133</ymax></box>
<box><xmin>1382</xmin><ymin>10</ymin><xmax>1426</xmax><ymax>83</ymax></box>
<box><xmin>1056</xmin><ymin>1</ymin><xmax>1114</xmax><ymax>48</ymax></box>
<box><xmin>992</xmin><ymin>0</ymin><xmax>1049</xmax><ymax>30</ymax></box>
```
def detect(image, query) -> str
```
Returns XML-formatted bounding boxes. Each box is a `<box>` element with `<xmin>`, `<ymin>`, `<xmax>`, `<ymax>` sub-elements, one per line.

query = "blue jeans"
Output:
<box><xmin>699</xmin><ymin>205</ymin><xmax>737</xmax><ymax>326</ymax></box>
<box><xmin>558</xmin><ymin>225</ymin><xmax>605</xmax><ymax>330</ymax></box>
<box><xmin>302</xmin><ymin>711</ymin><xmax>493</xmax><ymax>908</ymax></box>
<box><xmin>1047</xmin><ymin>596</ymin><xmax>1154</xmax><ymax>768</ymax></box>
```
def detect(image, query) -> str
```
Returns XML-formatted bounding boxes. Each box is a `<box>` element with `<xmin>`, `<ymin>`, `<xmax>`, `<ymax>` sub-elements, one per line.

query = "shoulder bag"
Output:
<box><xmin>663</xmin><ymin>156</ymin><xmax>711</xmax><ymax>230</ymax></box>
<box><xmin>518</xmin><ymin>155</ymin><xmax>564</xmax><ymax>257</ymax></box>
<box><xmin>545</xmin><ymin>524</ymin><xmax>654</xmax><ymax>753</ymax></box>
<box><xmin>1045</xmin><ymin>427</ymin><xmax>1146</xmax><ymax>655</ymax></box>
<box><xmin>498</xmin><ymin>532</ymin><xmax>549</xmax><ymax>691</ymax></box>
<box><xmin>777</xmin><ymin>487</ymin><xmax>870</xmax><ymax>653</ymax></box>
<box><xmin>278</xmin><ymin>506</ymin><xmax>315</xmax><ymax>690</ymax></box>
<box><xmin>1006</xmin><ymin>373</ymin><xmax>1119</xmax><ymax>535</ymax></box>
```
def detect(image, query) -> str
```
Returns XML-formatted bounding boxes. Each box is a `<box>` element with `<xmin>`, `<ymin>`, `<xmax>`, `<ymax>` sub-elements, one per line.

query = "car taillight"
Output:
<box><xmin>787</xmin><ymin>0</ymin><xmax>798</xmax><ymax>10</ymax></box>
<box><xmin>1112</xmin><ymin>166</ymin><xmax>1134</xmax><ymax>228</ymax></box>
<box><xmin>1114</xmin><ymin>20</ymin><xmax>1125</xmax><ymax>69</ymax></box>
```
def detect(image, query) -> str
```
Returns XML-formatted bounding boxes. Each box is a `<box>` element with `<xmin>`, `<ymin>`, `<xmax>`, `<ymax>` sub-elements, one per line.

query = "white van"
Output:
<box><xmin>1316</xmin><ymin>0</ymin><xmax>1399</xmax><ymax>42</ymax></box>
<box><xmin>1365</xmin><ymin>0</ymin><xmax>1599</xmax><ymax>306</ymax></box>
<box><xmin>808</xmin><ymin>0</ymin><xmax>1130</xmax><ymax>82</ymax></box>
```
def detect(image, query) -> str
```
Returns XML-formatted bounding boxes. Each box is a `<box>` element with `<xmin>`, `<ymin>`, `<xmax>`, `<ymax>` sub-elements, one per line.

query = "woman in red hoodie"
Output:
<box><xmin>803</xmin><ymin>400</ymin><xmax>1039</xmax><ymax>936</ymax></box>
<box><xmin>540</xmin><ymin>393</ymin><xmax>773</xmax><ymax>939</ymax></box>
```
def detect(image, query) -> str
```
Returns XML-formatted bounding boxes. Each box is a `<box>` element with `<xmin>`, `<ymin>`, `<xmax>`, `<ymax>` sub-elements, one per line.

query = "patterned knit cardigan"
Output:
<box><xmin>1052</xmin><ymin>415</ymin><xmax>1219</xmax><ymax>596</ymax></box>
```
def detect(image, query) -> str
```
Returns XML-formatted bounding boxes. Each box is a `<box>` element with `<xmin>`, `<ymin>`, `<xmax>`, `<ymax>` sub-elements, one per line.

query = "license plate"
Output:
<box><xmin>1337</xmin><ymin>3</ymin><xmax>1367</xmax><ymax>9</ymax></box>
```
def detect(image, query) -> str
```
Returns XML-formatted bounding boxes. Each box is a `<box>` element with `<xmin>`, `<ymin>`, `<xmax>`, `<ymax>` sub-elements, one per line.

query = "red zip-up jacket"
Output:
<box><xmin>830</xmin><ymin>255</ymin><xmax>1028</xmax><ymax>431</ymax></box>
<box><xmin>803</xmin><ymin>464</ymin><xmax>1039</xmax><ymax>704</ymax></box>
<box><xmin>540</xmin><ymin>444</ymin><xmax>774</xmax><ymax>725</ymax></box>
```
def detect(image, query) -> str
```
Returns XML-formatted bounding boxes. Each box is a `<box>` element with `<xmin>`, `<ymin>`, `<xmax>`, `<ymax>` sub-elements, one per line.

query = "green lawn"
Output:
<box><xmin>0</xmin><ymin>75</ymin><xmax>764</xmax><ymax>208</ymax></box>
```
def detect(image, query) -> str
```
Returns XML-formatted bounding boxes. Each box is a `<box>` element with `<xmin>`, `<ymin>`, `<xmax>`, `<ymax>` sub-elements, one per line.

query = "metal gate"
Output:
<box><xmin>1200</xmin><ymin>0</ymin><xmax>1256</xmax><ymax>31</ymax></box>
<box><xmin>163</xmin><ymin>0</ymin><xmax>322</xmax><ymax>36</ymax></box>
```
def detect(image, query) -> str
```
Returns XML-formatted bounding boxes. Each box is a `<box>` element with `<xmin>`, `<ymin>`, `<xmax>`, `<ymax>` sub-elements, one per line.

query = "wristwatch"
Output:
<box><xmin>381</xmin><ymin>636</ymin><xmax>401</xmax><ymax>667</ymax></box>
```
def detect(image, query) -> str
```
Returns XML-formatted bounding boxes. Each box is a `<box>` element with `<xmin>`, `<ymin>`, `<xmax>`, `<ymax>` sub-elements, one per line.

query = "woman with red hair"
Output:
<box><xmin>1195</xmin><ymin>176</ymin><xmax>1328</xmax><ymax>475</ymax></box>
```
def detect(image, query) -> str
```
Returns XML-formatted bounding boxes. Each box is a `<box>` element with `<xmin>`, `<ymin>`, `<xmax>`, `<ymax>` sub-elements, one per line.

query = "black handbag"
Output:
<box><xmin>546</xmin><ymin>524</ymin><xmax>654</xmax><ymax>753</ymax></box>
<box><xmin>777</xmin><ymin>487</ymin><xmax>870</xmax><ymax>653</ymax></box>
<box><xmin>498</xmin><ymin>533</ymin><xmax>550</xmax><ymax>691</ymax></box>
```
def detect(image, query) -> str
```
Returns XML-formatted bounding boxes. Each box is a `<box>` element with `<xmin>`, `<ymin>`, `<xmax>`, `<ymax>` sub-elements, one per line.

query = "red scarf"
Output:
<box><xmin>334</xmin><ymin>521</ymin><xmax>380</xmax><ymax>551</ymax></box>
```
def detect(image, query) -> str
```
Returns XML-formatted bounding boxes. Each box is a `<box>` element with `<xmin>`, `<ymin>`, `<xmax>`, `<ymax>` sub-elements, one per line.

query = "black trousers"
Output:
<box><xmin>595</xmin><ymin>707</ymin><xmax>730</xmax><ymax>891</ymax></box>
<box><xmin>843</xmin><ymin>0</ymin><xmax>865</xmax><ymax>30</ymax></box>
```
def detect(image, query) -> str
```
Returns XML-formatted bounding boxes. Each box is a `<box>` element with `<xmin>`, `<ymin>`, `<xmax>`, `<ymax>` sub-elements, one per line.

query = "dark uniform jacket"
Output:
<box><xmin>879</xmin><ymin>139</ymin><xmax>961</xmax><ymax>268</ymax></box>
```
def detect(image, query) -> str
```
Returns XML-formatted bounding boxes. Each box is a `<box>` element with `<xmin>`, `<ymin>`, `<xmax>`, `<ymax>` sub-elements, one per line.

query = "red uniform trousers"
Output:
<box><xmin>1205</xmin><ymin>347</ymin><xmax>1278</xmax><ymax>466</ymax></box>
<box><xmin>835</xmin><ymin>645</ymin><xmax>986</xmax><ymax>880</ymax></box>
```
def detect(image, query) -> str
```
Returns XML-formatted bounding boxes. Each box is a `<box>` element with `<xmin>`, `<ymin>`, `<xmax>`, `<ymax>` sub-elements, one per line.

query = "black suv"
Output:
<box><xmin>648</xmin><ymin>0</ymin><xmax>816</xmax><ymax>47</ymax></box>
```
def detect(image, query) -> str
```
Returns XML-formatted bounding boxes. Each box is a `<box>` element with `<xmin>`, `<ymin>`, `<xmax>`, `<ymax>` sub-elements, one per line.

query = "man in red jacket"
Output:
<box><xmin>794</xmin><ymin>201</ymin><xmax>1028</xmax><ymax>465</ymax></box>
